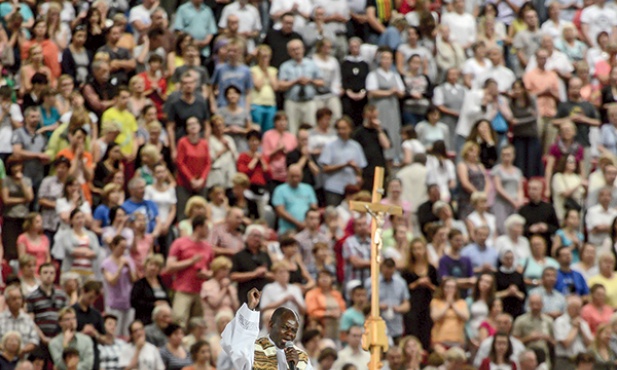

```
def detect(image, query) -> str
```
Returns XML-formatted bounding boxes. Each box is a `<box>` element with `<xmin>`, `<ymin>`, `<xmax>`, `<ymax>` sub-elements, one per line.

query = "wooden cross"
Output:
<box><xmin>349</xmin><ymin>167</ymin><xmax>403</xmax><ymax>370</ymax></box>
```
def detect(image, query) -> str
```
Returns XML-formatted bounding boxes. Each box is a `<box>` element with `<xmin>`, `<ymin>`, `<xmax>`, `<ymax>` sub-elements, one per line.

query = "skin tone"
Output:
<box><xmin>103</xmin><ymin>239</ymin><xmax>138</xmax><ymax>287</ymax></box>
<box><xmin>457</xmin><ymin>145</ymin><xmax>491</xmax><ymax>196</ymax></box>
<box><xmin>431</xmin><ymin>280</ymin><xmax>470</xmax><ymax>338</ymax></box>
<box><xmin>496</xmin><ymin>251</ymin><xmax>525</xmax><ymax>299</ymax></box>
<box><xmin>552</xmin><ymin>210</ymin><xmax>582</xmax><ymax>257</ymax></box>
<box><xmin>493</xmin><ymin>147</ymin><xmax>525</xmax><ymax>209</ymax></box>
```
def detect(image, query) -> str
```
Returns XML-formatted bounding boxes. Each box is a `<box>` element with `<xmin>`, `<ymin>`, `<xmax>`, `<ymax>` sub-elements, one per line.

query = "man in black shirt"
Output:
<box><xmin>97</xmin><ymin>25</ymin><xmax>136</xmax><ymax>85</ymax></box>
<box><xmin>263</xmin><ymin>12</ymin><xmax>302</xmax><ymax>69</ymax></box>
<box><xmin>72</xmin><ymin>280</ymin><xmax>110</xmax><ymax>370</ymax></box>
<box><xmin>518</xmin><ymin>179</ymin><xmax>560</xmax><ymax>255</ymax></box>
<box><xmin>417</xmin><ymin>184</ymin><xmax>441</xmax><ymax>236</ymax></box>
<box><xmin>341</xmin><ymin>38</ymin><xmax>369</xmax><ymax>127</ymax></box>
<box><xmin>352</xmin><ymin>105</ymin><xmax>391</xmax><ymax>190</ymax></box>
<box><xmin>553</xmin><ymin>76</ymin><xmax>600</xmax><ymax>175</ymax></box>
<box><xmin>230</xmin><ymin>225</ymin><xmax>273</xmax><ymax>305</ymax></box>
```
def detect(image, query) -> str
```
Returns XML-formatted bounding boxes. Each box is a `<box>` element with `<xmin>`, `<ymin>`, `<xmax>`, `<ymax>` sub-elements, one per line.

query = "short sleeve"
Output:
<box><xmin>271</xmin><ymin>185</ymin><xmax>284</xmax><ymax>207</ymax></box>
<box><xmin>10</xmin><ymin>104</ymin><xmax>23</xmax><ymax>121</ymax></box>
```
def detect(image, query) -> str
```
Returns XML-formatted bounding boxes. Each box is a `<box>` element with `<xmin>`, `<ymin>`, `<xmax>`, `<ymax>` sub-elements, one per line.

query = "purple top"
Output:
<box><xmin>101</xmin><ymin>256</ymin><xmax>135</xmax><ymax>310</ymax></box>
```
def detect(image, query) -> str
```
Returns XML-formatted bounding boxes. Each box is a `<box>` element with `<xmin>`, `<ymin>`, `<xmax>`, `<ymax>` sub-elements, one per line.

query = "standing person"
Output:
<box><xmin>48</xmin><ymin>308</ymin><xmax>94</xmax><ymax>370</ymax></box>
<box><xmin>318</xmin><ymin>118</ymin><xmax>367</xmax><ymax>206</ymax></box>
<box><xmin>11</xmin><ymin>107</ymin><xmax>49</xmax><ymax>195</ymax></box>
<box><xmin>101</xmin><ymin>236</ymin><xmax>138</xmax><ymax>338</ymax></box>
<box><xmin>144</xmin><ymin>162</ymin><xmax>177</xmax><ymax>257</ymax></box>
<box><xmin>72</xmin><ymin>280</ymin><xmax>110</xmax><ymax>370</ymax></box>
<box><xmin>366</xmin><ymin>49</ymin><xmax>405</xmax><ymax>164</ymax></box>
<box><xmin>175</xmin><ymin>117</ymin><xmax>211</xmax><ymax>222</ymax></box>
<box><xmin>172</xmin><ymin>0</ymin><xmax>217</xmax><ymax>59</ymax></box>
<box><xmin>230</xmin><ymin>225</ymin><xmax>273</xmax><ymax>305</ymax></box>
<box><xmin>430</xmin><ymin>278</ymin><xmax>470</xmax><ymax>354</ymax></box>
<box><xmin>478</xmin><ymin>332</ymin><xmax>518</xmax><ymax>370</ymax></box>
<box><xmin>402</xmin><ymin>238</ymin><xmax>439</xmax><ymax>350</ymax></box>
<box><xmin>26</xmin><ymin>263</ymin><xmax>68</xmax><ymax>353</ymax></box>
<box><xmin>495</xmin><ymin>250</ymin><xmax>526</xmax><ymax>319</ymax></box>
<box><xmin>554</xmin><ymin>296</ymin><xmax>594</xmax><ymax>370</ymax></box>
<box><xmin>353</xmin><ymin>106</ymin><xmax>391</xmax><ymax>192</ymax></box>
<box><xmin>250</xmin><ymin>45</ymin><xmax>279</xmax><ymax>132</ymax></box>
<box><xmin>165</xmin><ymin>215</ymin><xmax>214</xmax><ymax>328</ymax></box>
<box><xmin>221</xmin><ymin>288</ymin><xmax>313</xmax><ymax>370</ymax></box>
<box><xmin>119</xmin><ymin>320</ymin><xmax>165</xmax><ymax>370</ymax></box>
<box><xmin>491</xmin><ymin>145</ymin><xmax>524</xmax><ymax>235</ymax></box>
<box><xmin>262</xmin><ymin>111</ymin><xmax>297</xmax><ymax>192</ymax></box>
<box><xmin>341</xmin><ymin>38</ymin><xmax>369</xmax><ymax>127</ymax></box>
<box><xmin>130</xmin><ymin>254</ymin><xmax>171</xmax><ymax>325</ymax></box>
<box><xmin>432</xmin><ymin>68</ymin><xmax>465</xmax><ymax>151</ymax></box>
<box><xmin>272</xmin><ymin>165</ymin><xmax>317</xmax><ymax>234</ymax></box>
<box><xmin>457</xmin><ymin>142</ymin><xmax>490</xmax><ymax>220</ymax></box>
<box><xmin>17</xmin><ymin>213</ymin><xmax>50</xmax><ymax>274</ymax></box>
<box><xmin>278</xmin><ymin>39</ymin><xmax>324</xmax><ymax>132</ymax></box>
<box><xmin>2</xmin><ymin>159</ymin><xmax>34</xmax><ymax>260</ymax></box>
<box><xmin>509</xmin><ymin>79</ymin><xmax>543</xmax><ymax>178</ymax></box>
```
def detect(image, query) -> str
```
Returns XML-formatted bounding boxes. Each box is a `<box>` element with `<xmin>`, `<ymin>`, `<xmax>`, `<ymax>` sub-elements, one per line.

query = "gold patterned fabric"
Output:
<box><xmin>253</xmin><ymin>338</ymin><xmax>309</xmax><ymax>370</ymax></box>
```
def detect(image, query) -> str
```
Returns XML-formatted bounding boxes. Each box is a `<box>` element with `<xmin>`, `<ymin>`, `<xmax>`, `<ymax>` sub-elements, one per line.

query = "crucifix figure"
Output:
<box><xmin>349</xmin><ymin>167</ymin><xmax>403</xmax><ymax>370</ymax></box>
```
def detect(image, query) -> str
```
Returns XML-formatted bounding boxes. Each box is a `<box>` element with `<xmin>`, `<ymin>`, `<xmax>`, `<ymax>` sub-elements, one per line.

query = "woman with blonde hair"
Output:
<box><xmin>45</xmin><ymin>2</ymin><xmax>69</xmax><ymax>50</ymax></box>
<box><xmin>457</xmin><ymin>141</ymin><xmax>490</xmax><ymax>220</ymax></box>
<box><xmin>127</xmin><ymin>75</ymin><xmax>153</xmax><ymax>117</ymax></box>
<box><xmin>17</xmin><ymin>212</ymin><xmax>50</xmax><ymax>272</ymax></box>
<box><xmin>20</xmin><ymin>44</ymin><xmax>53</xmax><ymax>95</ymax></box>
<box><xmin>588</xmin><ymin>253</ymin><xmax>617</xmax><ymax>308</ymax></box>
<box><xmin>178</xmin><ymin>196</ymin><xmax>211</xmax><ymax>237</ymax></box>
<box><xmin>250</xmin><ymin>44</ymin><xmax>279</xmax><ymax>132</ymax></box>
<box><xmin>136</xmin><ymin>117</ymin><xmax>173</xmax><ymax>171</ymax></box>
<box><xmin>589</xmin><ymin>324</ymin><xmax>616</xmax><ymax>368</ymax></box>
<box><xmin>401</xmin><ymin>238</ymin><xmax>438</xmax><ymax>350</ymax></box>
<box><xmin>18</xmin><ymin>254</ymin><xmax>40</xmax><ymax>295</ymax></box>
<box><xmin>136</xmin><ymin>143</ymin><xmax>161</xmax><ymax>185</ymax></box>
<box><xmin>399</xmin><ymin>336</ymin><xmax>424</xmax><ymax>370</ymax></box>
<box><xmin>228</xmin><ymin>173</ymin><xmax>259</xmax><ymax>222</ymax></box>
<box><xmin>201</xmin><ymin>256</ymin><xmax>238</xmax><ymax>334</ymax></box>
<box><xmin>130</xmin><ymin>254</ymin><xmax>169</xmax><ymax>323</ymax></box>
<box><xmin>0</xmin><ymin>331</ymin><xmax>21</xmax><ymax>369</ymax></box>
<box><xmin>465</xmin><ymin>191</ymin><xmax>497</xmax><ymax>246</ymax></box>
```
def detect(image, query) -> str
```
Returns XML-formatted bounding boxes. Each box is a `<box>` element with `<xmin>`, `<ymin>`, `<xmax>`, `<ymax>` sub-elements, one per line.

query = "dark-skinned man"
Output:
<box><xmin>222</xmin><ymin>287</ymin><xmax>313</xmax><ymax>370</ymax></box>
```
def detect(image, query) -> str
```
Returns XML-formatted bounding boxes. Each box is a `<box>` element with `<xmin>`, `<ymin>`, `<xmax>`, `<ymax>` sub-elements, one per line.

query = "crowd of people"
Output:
<box><xmin>4</xmin><ymin>0</ymin><xmax>617</xmax><ymax>368</ymax></box>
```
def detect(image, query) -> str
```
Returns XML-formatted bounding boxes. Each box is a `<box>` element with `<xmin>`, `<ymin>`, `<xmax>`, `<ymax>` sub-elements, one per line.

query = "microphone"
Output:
<box><xmin>285</xmin><ymin>341</ymin><xmax>296</xmax><ymax>370</ymax></box>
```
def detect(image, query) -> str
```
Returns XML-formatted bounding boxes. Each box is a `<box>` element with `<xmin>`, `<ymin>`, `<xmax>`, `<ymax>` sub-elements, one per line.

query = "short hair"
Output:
<box><xmin>184</xmin><ymin>196</ymin><xmax>209</xmax><ymax>217</ymax></box>
<box><xmin>3</xmin><ymin>284</ymin><xmax>21</xmax><ymax>300</ymax></box>
<box><xmin>382</xmin><ymin>257</ymin><xmax>396</xmax><ymax>268</ymax></box>
<box><xmin>82</xmin><ymin>280</ymin><xmax>103</xmax><ymax>294</ymax></box>
<box><xmin>38</xmin><ymin>262</ymin><xmax>55</xmax><ymax>274</ymax></box>
<box><xmin>103</xmin><ymin>313</ymin><xmax>118</xmax><ymax>323</ymax></box>
<box><xmin>232</xmin><ymin>173</ymin><xmax>250</xmax><ymax>187</ymax></box>
<box><xmin>208</xmin><ymin>257</ymin><xmax>231</xmax><ymax>277</ymax></box>
<box><xmin>18</xmin><ymin>254</ymin><xmax>36</xmax><ymax>268</ymax></box>
<box><xmin>316</xmin><ymin>107</ymin><xmax>333</xmax><ymax>121</ymax></box>
<box><xmin>246</xmin><ymin>130</ymin><xmax>261</xmax><ymax>141</ymax></box>
<box><xmin>152</xmin><ymin>304</ymin><xmax>171</xmax><ymax>321</ymax></box>
<box><xmin>144</xmin><ymin>253</ymin><xmax>165</xmax><ymax>268</ymax></box>
<box><xmin>187</xmin><ymin>317</ymin><xmax>207</xmax><ymax>332</ymax></box>
<box><xmin>192</xmin><ymin>214</ymin><xmax>208</xmax><ymax>229</ymax></box>
<box><xmin>504</xmin><ymin>214</ymin><xmax>525</xmax><ymax>230</ymax></box>
<box><xmin>541</xmin><ymin>266</ymin><xmax>558</xmax><ymax>278</ymax></box>
<box><xmin>31</xmin><ymin>73</ymin><xmax>48</xmax><ymax>85</ymax></box>
<box><xmin>2</xmin><ymin>331</ymin><xmax>21</xmax><ymax>349</ymax></box>
<box><xmin>244</xmin><ymin>224</ymin><xmax>265</xmax><ymax>239</ymax></box>
<box><xmin>58</xmin><ymin>307</ymin><xmax>76</xmax><ymax>321</ymax></box>
<box><xmin>163</xmin><ymin>323</ymin><xmax>182</xmax><ymax>337</ymax></box>
<box><xmin>190</xmin><ymin>340</ymin><xmax>211</xmax><ymax>362</ymax></box>
<box><xmin>270</xmin><ymin>261</ymin><xmax>288</xmax><ymax>272</ymax></box>
<box><xmin>448</xmin><ymin>229</ymin><xmax>463</xmax><ymax>240</ymax></box>
<box><xmin>62</xmin><ymin>347</ymin><xmax>79</xmax><ymax>361</ymax></box>
<box><xmin>0</xmin><ymin>85</ymin><xmax>12</xmax><ymax>99</ymax></box>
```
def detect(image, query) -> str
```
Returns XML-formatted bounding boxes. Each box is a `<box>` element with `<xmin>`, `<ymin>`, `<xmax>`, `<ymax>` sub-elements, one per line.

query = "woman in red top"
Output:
<box><xmin>236</xmin><ymin>130</ymin><xmax>269</xmax><ymax>195</ymax></box>
<box><xmin>138</xmin><ymin>54</ymin><xmax>167</xmax><ymax>120</ymax></box>
<box><xmin>176</xmin><ymin>117</ymin><xmax>211</xmax><ymax>221</ymax></box>
<box><xmin>16</xmin><ymin>212</ymin><xmax>51</xmax><ymax>273</ymax></box>
<box><xmin>261</xmin><ymin>111</ymin><xmax>297</xmax><ymax>191</ymax></box>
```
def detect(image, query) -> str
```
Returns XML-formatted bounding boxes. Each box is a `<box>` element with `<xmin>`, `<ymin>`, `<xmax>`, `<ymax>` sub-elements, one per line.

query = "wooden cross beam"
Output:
<box><xmin>348</xmin><ymin>167</ymin><xmax>403</xmax><ymax>370</ymax></box>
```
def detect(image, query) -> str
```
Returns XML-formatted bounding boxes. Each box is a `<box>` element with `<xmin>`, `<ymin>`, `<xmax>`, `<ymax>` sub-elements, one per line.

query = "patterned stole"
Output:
<box><xmin>253</xmin><ymin>337</ymin><xmax>309</xmax><ymax>370</ymax></box>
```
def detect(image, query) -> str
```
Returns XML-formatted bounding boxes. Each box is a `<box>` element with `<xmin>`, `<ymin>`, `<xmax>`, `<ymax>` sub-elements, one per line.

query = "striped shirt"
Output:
<box><xmin>26</xmin><ymin>286</ymin><xmax>68</xmax><ymax>338</ymax></box>
<box><xmin>0</xmin><ymin>310</ymin><xmax>39</xmax><ymax>347</ymax></box>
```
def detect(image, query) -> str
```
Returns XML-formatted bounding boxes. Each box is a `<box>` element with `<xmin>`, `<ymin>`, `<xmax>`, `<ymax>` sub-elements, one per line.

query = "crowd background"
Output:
<box><xmin>4</xmin><ymin>0</ymin><xmax>617</xmax><ymax>369</ymax></box>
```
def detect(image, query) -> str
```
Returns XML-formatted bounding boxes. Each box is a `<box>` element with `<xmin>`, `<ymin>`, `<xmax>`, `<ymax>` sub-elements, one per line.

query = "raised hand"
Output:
<box><xmin>248</xmin><ymin>288</ymin><xmax>261</xmax><ymax>310</ymax></box>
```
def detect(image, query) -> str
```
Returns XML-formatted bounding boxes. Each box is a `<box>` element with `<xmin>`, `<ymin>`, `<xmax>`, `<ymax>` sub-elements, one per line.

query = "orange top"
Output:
<box><xmin>523</xmin><ymin>68</ymin><xmax>560</xmax><ymax>118</ymax></box>
<box><xmin>56</xmin><ymin>148</ymin><xmax>94</xmax><ymax>204</ymax></box>
<box><xmin>305</xmin><ymin>287</ymin><xmax>346</xmax><ymax>320</ymax></box>
<box><xmin>430</xmin><ymin>299</ymin><xmax>468</xmax><ymax>345</ymax></box>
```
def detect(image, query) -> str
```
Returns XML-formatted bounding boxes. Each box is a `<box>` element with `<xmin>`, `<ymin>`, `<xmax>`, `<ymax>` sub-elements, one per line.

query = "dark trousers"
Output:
<box><xmin>325</xmin><ymin>191</ymin><xmax>344</xmax><ymax>207</ymax></box>
<box><xmin>513</xmin><ymin>136</ymin><xmax>544</xmax><ymax>178</ymax></box>
<box><xmin>404</xmin><ymin>309</ymin><xmax>432</xmax><ymax>351</ymax></box>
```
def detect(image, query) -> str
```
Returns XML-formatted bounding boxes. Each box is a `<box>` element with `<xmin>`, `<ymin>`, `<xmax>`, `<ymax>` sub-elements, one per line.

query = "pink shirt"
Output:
<box><xmin>17</xmin><ymin>233</ymin><xmax>49</xmax><ymax>273</ymax></box>
<box><xmin>523</xmin><ymin>68</ymin><xmax>560</xmax><ymax>118</ymax></box>
<box><xmin>169</xmin><ymin>236</ymin><xmax>214</xmax><ymax>294</ymax></box>
<box><xmin>581</xmin><ymin>303</ymin><xmax>613</xmax><ymax>334</ymax></box>
<box><xmin>262</xmin><ymin>129</ymin><xmax>297</xmax><ymax>182</ymax></box>
<box><xmin>131</xmin><ymin>234</ymin><xmax>154</xmax><ymax>278</ymax></box>
<box><xmin>200</xmin><ymin>279</ymin><xmax>238</xmax><ymax>334</ymax></box>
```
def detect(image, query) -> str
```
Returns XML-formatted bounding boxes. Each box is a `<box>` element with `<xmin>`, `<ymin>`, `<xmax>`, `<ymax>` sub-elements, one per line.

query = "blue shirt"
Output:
<box><xmin>0</xmin><ymin>3</ymin><xmax>33</xmax><ymax>27</ymax></box>
<box><xmin>318</xmin><ymin>137</ymin><xmax>367</xmax><ymax>195</ymax></box>
<box><xmin>271</xmin><ymin>182</ymin><xmax>317</xmax><ymax>234</ymax></box>
<box><xmin>278</xmin><ymin>58</ymin><xmax>322</xmax><ymax>101</ymax></box>
<box><xmin>122</xmin><ymin>198</ymin><xmax>159</xmax><ymax>233</ymax></box>
<box><xmin>40</xmin><ymin>106</ymin><xmax>60</xmax><ymax>138</ymax></box>
<box><xmin>173</xmin><ymin>2</ymin><xmax>217</xmax><ymax>56</ymax></box>
<box><xmin>365</xmin><ymin>274</ymin><xmax>410</xmax><ymax>337</ymax></box>
<box><xmin>555</xmin><ymin>268</ymin><xmax>589</xmax><ymax>296</ymax></box>
<box><xmin>93</xmin><ymin>204</ymin><xmax>111</xmax><ymax>228</ymax></box>
<box><xmin>210</xmin><ymin>63</ymin><xmax>253</xmax><ymax>108</ymax></box>
<box><xmin>460</xmin><ymin>243</ymin><xmax>499</xmax><ymax>272</ymax></box>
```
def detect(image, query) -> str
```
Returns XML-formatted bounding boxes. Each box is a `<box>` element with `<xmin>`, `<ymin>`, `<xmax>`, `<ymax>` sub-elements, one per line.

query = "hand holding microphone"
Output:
<box><xmin>285</xmin><ymin>342</ymin><xmax>299</xmax><ymax>370</ymax></box>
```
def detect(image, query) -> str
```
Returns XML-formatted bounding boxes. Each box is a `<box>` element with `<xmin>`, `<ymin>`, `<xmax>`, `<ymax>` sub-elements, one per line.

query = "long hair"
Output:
<box><xmin>406</xmin><ymin>237</ymin><xmax>429</xmax><ymax>271</ymax></box>
<box><xmin>489</xmin><ymin>332</ymin><xmax>513</xmax><ymax>363</ymax></box>
<box><xmin>433</xmin><ymin>278</ymin><xmax>460</xmax><ymax>301</ymax></box>
<box><xmin>471</xmin><ymin>272</ymin><xmax>496</xmax><ymax>302</ymax></box>
<box><xmin>468</xmin><ymin>119</ymin><xmax>498</xmax><ymax>145</ymax></box>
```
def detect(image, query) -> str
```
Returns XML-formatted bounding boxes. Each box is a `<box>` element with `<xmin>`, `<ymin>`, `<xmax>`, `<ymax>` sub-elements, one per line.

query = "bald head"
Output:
<box><xmin>269</xmin><ymin>307</ymin><xmax>300</xmax><ymax>349</ymax></box>
<box><xmin>287</xmin><ymin>40</ymin><xmax>305</xmax><ymax>61</ymax></box>
<box><xmin>287</xmin><ymin>164</ymin><xmax>302</xmax><ymax>187</ymax></box>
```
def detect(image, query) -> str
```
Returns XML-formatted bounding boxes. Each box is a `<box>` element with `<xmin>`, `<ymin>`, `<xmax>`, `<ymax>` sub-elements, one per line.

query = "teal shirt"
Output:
<box><xmin>339</xmin><ymin>307</ymin><xmax>365</xmax><ymax>332</ymax></box>
<box><xmin>173</xmin><ymin>2</ymin><xmax>217</xmax><ymax>57</ymax></box>
<box><xmin>271</xmin><ymin>182</ymin><xmax>317</xmax><ymax>234</ymax></box>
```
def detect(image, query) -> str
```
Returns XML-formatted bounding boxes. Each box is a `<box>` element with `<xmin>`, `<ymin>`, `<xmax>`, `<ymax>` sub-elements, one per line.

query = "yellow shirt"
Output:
<box><xmin>101</xmin><ymin>107</ymin><xmax>137</xmax><ymax>156</ymax></box>
<box><xmin>587</xmin><ymin>274</ymin><xmax>617</xmax><ymax>308</ymax></box>
<box><xmin>250</xmin><ymin>65</ymin><xmax>277</xmax><ymax>107</ymax></box>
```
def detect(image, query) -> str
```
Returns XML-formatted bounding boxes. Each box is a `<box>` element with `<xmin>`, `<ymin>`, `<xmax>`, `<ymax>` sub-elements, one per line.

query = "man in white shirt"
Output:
<box><xmin>441</xmin><ymin>0</ymin><xmax>476</xmax><ymax>50</ymax></box>
<box><xmin>222</xmin><ymin>288</ymin><xmax>312</xmax><ymax>370</ymax></box>
<box><xmin>270</xmin><ymin>0</ymin><xmax>312</xmax><ymax>31</ymax></box>
<box><xmin>585</xmin><ymin>187</ymin><xmax>617</xmax><ymax>246</ymax></box>
<box><xmin>580</xmin><ymin>0</ymin><xmax>617</xmax><ymax>47</ymax></box>
<box><xmin>554</xmin><ymin>295</ymin><xmax>593</xmax><ymax>370</ymax></box>
<box><xmin>525</xmin><ymin>35</ymin><xmax>573</xmax><ymax>79</ymax></box>
<box><xmin>219</xmin><ymin>0</ymin><xmax>262</xmax><ymax>52</ymax></box>
<box><xmin>476</xmin><ymin>46</ymin><xmax>516</xmax><ymax>92</ymax></box>
<box><xmin>332</xmin><ymin>325</ymin><xmax>370</xmax><ymax>370</ymax></box>
<box><xmin>128</xmin><ymin>0</ymin><xmax>158</xmax><ymax>38</ymax></box>
<box><xmin>473</xmin><ymin>313</ymin><xmax>526</xmax><ymax>368</ymax></box>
